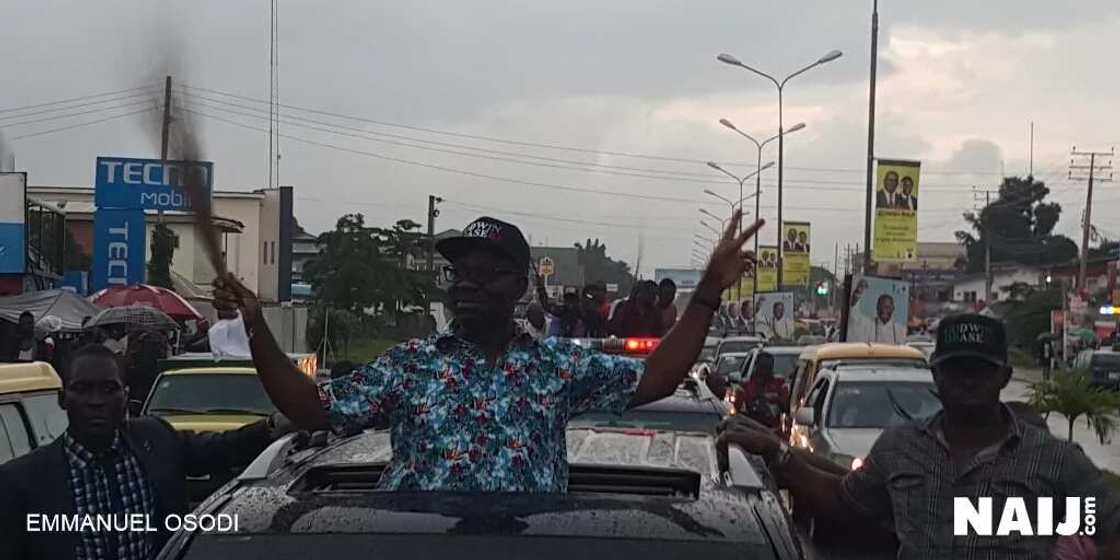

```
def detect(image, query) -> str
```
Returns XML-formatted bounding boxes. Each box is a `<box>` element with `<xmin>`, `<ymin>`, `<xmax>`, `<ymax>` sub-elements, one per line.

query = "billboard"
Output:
<box><xmin>94</xmin><ymin>157</ymin><xmax>213</xmax><ymax>212</ymax></box>
<box><xmin>846</xmin><ymin>274</ymin><xmax>910</xmax><ymax>344</ymax></box>
<box><xmin>91</xmin><ymin>208</ymin><xmax>146</xmax><ymax>290</ymax></box>
<box><xmin>781</xmin><ymin>221</ymin><xmax>811</xmax><ymax>286</ymax></box>
<box><xmin>873</xmin><ymin>159</ymin><xmax>920</xmax><ymax>262</ymax></box>
<box><xmin>654</xmin><ymin>268</ymin><xmax>703</xmax><ymax>289</ymax></box>
<box><xmin>0</xmin><ymin>173</ymin><xmax>26</xmax><ymax>274</ymax></box>
<box><xmin>754</xmin><ymin>292</ymin><xmax>795</xmax><ymax>341</ymax></box>
<box><xmin>755</xmin><ymin>245</ymin><xmax>779</xmax><ymax>292</ymax></box>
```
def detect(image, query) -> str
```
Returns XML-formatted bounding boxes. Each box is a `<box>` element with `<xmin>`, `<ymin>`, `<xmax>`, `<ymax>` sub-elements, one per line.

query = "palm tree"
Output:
<box><xmin>1028</xmin><ymin>370</ymin><xmax>1120</xmax><ymax>443</ymax></box>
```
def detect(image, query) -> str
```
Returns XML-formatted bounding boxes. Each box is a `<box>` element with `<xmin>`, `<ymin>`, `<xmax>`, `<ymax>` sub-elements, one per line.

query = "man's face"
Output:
<box><xmin>902</xmin><ymin>177</ymin><xmax>914</xmax><ymax>196</ymax></box>
<box><xmin>62</xmin><ymin>355</ymin><xmax>129</xmax><ymax>447</ymax></box>
<box><xmin>884</xmin><ymin>172</ymin><xmax>899</xmax><ymax>193</ymax></box>
<box><xmin>658</xmin><ymin>284</ymin><xmax>676</xmax><ymax>307</ymax></box>
<box><xmin>877</xmin><ymin>296</ymin><xmax>894</xmax><ymax>322</ymax></box>
<box><xmin>18</xmin><ymin>313</ymin><xmax>34</xmax><ymax>335</ymax></box>
<box><xmin>798</xmin><ymin>232</ymin><xmax>807</xmax><ymax>244</ymax></box>
<box><xmin>635</xmin><ymin>284</ymin><xmax>656</xmax><ymax>307</ymax></box>
<box><xmin>448</xmin><ymin>250</ymin><xmax>527</xmax><ymax>332</ymax></box>
<box><xmin>787</xmin><ymin>229</ymin><xmax>797</xmax><ymax>242</ymax></box>
<box><xmin>740</xmin><ymin>301</ymin><xmax>751</xmax><ymax>317</ymax></box>
<box><xmin>756</xmin><ymin>355</ymin><xmax>774</xmax><ymax>379</ymax></box>
<box><xmin>773</xmin><ymin>302</ymin><xmax>785</xmax><ymax>320</ymax></box>
<box><xmin>932</xmin><ymin>357</ymin><xmax>1010</xmax><ymax>412</ymax></box>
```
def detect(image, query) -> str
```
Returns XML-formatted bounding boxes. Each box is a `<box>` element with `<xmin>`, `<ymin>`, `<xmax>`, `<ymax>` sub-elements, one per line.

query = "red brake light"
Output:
<box><xmin>623</xmin><ymin>338</ymin><xmax>659</xmax><ymax>354</ymax></box>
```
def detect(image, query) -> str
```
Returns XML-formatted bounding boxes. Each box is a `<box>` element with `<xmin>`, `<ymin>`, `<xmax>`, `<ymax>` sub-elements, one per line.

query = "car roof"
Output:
<box><xmin>209</xmin><ymin>430</ymin><xmax>772</xmax><ymax>546</ymax></box>
<box><xmin>161</xmin><ymin>367</ymin><xmax>259</xmax><ymax>376</ymax></box>
<box><xmin>823</xmin><ymin>367</ymin><xmax>934</xmax><ymax>384</ymax></box>
<box><xmin>754</xmin><ymin>346</ymin><xmax>803</xmax><ymax>355</ymax></box>
<box><xmin>630</xmin><ymin>392</ymin><xmax>725</xmax><ymax>416</ymax></box>
<box><xmin>800</xmin><ymin>342</ymin><xmax>926</xmax><ymax>361</ymax></box>
<box><xmin>717</xmin><ymin>352</ymin><xmax>751</xmax><ymax>359</ymax></box>
<box><xmin>722</xmin><ymin>336</ymin><xmax>764</xmax><ymax>343</ymax></box>
<box><xmin>0</xmin><ymin>361</ymin><xmax>62</xmax><ymax>395</ymax></box>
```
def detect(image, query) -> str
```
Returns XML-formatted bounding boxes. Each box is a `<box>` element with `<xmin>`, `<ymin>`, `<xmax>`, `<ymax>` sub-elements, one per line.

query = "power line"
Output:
<box><xmin>0</xmin><ymin>98</ymin><xmax>155</xmax><ymax>128</ymax></box>
<box><xmin>0</xmin><ymin>89</ymin><xmax>160</xmax><ymax>123</ymax></box>
<box><xmin>178</xmin><ymin>83</ymin><xmax>1007</xmax><ymax>176</ymax></box>
<box><xmin>0</xmin><ymin>84</ymin><xmax>157</xmax><ymax>115</ymax></box>
<box><xmin>11</xmin><ymin>106</ymin><xmax>158</xmax><ymax>141</ymax></box>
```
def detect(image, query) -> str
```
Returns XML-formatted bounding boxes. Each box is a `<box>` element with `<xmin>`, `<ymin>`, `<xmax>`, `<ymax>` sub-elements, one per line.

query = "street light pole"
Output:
<box><xmin>863</xmin><ymin>0</ymin><xmax>879</xmax><ymax>274</ymax></box>
<box><xmin>718</xmin><ymin>49</ymin><xmax>842</xmax><ymax>287</ymax></box>
<box><xmin>719</xmin><ymin>119</ymin><xmax>805</xmax><ymax>296</ymax></box>
<box><xmin>706</xmin><ymin>160</ymin><xmax>772</xmax><ymax>301</ymax></box>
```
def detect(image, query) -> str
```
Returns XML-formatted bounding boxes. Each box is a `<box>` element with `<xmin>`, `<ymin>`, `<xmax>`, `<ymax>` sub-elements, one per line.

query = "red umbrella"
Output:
<box><xmin>90</xmin><ymin>284</ymin><xmax>205</xmax><ymax>322</ymax></box>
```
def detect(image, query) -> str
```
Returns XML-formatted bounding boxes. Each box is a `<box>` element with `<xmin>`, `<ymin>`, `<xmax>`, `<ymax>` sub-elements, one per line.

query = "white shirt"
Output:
<box><xmin>208</xmin><ymin>314</ymin><xmax>253</xmax><ymax>358</ymax></box>
<box><xmin>860</xmin><ymin>317</ymin><xmax>907</xmax><ymax>344</ymax></box>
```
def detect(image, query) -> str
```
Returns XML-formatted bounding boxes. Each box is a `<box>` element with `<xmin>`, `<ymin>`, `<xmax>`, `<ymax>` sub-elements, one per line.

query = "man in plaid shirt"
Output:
<box><xmin>721</xmin><ymin>314</ymin><xmax>1120</xmax><ymax>559</ymax></box>
<box><xmin>0</xmin><ymin>344</ymin><xmax>288</xmax><ymax>560</ymax></box>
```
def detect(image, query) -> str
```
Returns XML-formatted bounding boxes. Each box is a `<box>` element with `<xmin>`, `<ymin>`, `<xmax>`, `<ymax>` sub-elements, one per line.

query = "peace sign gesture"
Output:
<box><xmin>699</xmin><ymin>210</ymin><xmax>765</xmax><ymax>291</ymax></box>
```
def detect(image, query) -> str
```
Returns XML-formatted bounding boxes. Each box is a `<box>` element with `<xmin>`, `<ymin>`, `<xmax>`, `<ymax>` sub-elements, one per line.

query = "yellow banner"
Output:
<box><xmin>873</xmin><ymin>159</ymin><xmax>920</xmax><ymax>262</ymax></box>
<box><xmin>756</xmin><ymin>245</ymin><xmax>779</xmax><ymax>292</ymax></box>
<box><xmin>721</xmin><ymin>275</ymin><xmax>755</xmax><ymax>302</ymax></box>
<box><xmin>781</xmin><ymin>222</ymin><xmax>811</xmax><ymax>287</ymax></box>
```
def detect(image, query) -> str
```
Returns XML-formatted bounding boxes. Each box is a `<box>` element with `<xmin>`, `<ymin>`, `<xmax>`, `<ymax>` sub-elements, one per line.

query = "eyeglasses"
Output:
<box><xmin>443</xmin><ymin>264</ymin><xmax>521</xmax><ymax>285</ymax></box>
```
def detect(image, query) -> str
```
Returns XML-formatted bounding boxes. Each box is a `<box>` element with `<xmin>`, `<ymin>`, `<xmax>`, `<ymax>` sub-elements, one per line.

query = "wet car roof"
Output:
<box><xmin>197</xmin><ymin>429</ymin><xmax>777</xmax><ymax>549</ymax></box>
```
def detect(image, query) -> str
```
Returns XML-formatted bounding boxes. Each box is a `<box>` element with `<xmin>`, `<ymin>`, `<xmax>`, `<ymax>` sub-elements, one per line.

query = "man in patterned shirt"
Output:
<box><xmin>720</xmin><ymin>314</ymin><xmax>1120</xmax><ymax>559</ymax></box>
<box><xmin>212</xmin><ymin>213</ymin><xmax>763</xmax><ymax>492</ymax></box>
<box><xmin>0</xmin><ymin>344</ymin><xmax>288</xmax><ymax>560</ymax></box>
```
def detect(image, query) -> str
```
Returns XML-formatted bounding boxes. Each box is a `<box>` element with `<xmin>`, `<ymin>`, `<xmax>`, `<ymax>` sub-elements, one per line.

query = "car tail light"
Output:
<box><xmin>623</xmin><ymin>338</ymin><xmax>659</xmax><ymax>354</ymax></box>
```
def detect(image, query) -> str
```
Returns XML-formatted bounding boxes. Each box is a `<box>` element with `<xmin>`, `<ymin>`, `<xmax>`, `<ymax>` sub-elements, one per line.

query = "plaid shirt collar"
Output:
<box><xmin>63</xmin><ymin>430</ymin><xmax>124</xmax><ymax>469</ymax></box>
<box><xmin>920</xmin><ymin>402</ymin><xmax>1024</xmax><ymax>453</ymax></box>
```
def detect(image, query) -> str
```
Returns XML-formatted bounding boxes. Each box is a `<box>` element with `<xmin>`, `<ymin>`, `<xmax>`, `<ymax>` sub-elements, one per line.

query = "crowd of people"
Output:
<box><xmin>527</xmin><ymin>276</ymin><xmax>682</xmax><ymax>340</ymax></box>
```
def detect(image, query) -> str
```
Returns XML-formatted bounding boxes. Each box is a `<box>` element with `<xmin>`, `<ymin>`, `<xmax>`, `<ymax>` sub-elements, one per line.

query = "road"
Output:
<box><xmin>1002</xmin><ymin>368</ymin><xmax>1120</xmax><ymax>473</ymax></box>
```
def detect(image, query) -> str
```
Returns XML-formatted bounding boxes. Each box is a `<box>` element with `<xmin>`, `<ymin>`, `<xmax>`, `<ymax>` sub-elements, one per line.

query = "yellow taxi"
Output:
<box><xmin>141</xmin><ymin>367</ymin><xmax>277</xmax><ymax>433</ymax></box>
<box><xmin>0</xmin><ymin>361</ymin><xmax>69</xmax><ymax>464</ymax></box>
<box><xmin>783</xmin><ymin>343</ymin><xmax>928</xmax><ymax>436</ymax></box>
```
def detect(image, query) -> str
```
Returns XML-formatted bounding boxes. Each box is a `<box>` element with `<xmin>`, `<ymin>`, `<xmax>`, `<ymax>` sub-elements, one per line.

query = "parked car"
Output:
<box><xmin>714</xmin><ymin>335</ymin><xmax>765</xmax><ymax>360</ymax></box>
<box><xmin>0</xmin><ymin>361</ymin><xmax>68</xmax><ymax>465</ymax></box>
<box><xmin>1074</xmin><ymin>347</ymin><xmax>1120</xmax><ymax>389</ymax></box>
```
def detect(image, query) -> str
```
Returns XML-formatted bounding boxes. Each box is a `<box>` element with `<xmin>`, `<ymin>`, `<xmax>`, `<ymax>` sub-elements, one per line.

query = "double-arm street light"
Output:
<box><xmin>718</xmin><ymin>119</ymin><xmax>805</xmax><ymax>295</ymax></box>
<box><xmin>718</xmin><ymin>49</ymin><xmax>842</xmax><ymax>286</ymax></box>
<box><xmin>705</xmin><ymin>161</ymin><xmax>772</xmax><ymax>221</ymax></box>
<box><xmin>699</xmin><ymin>208</ymin><xmax>729</xmax><ymax>230</ymax></box>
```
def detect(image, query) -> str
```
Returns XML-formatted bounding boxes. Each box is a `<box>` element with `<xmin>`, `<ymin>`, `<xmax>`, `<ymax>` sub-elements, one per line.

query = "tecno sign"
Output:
<box><xmin>954</xmin><ymin>497</ymin><xmax>1096</xmax><ymax>537</ymax></box>
<box><xmin>94</xmin><ymin>157</ymin><xmax>213</xmax><ymax>212</ymax></box>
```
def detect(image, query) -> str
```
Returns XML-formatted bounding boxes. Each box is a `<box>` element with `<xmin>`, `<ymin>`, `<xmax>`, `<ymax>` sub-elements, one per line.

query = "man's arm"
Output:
<box><xmin>631</xmin><ymin>213</ymin><xmax>764</xmax><ymax>407</ymax></box>
<box><xmin>213</xmin><ymin>273</ymin><xmax>327</xmax><ymax>430</ymax></box>
<box><xmin>176</xmin><ymin>418</ymin><xmax>275</xmax><ymax>477</ymax></box>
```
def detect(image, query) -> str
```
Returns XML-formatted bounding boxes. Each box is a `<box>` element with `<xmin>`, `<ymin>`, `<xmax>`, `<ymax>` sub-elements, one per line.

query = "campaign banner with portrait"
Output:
<box><xmin>873</xmin><ymin>159</ymin><xmax>920</xmax><ymax>262</ymax></box>
<box><xmin>755</xmin><ymin>245</ymin><xmax>779</xmax><ymax>293</ymax></box>
<box><xmin>754</xmin><ymin>291</ymin><xmax>795</xmax><ymax>341</ymax></box>
<box><xmin>845</xmin><ymin>274</ymin><xmax>910</xmax><ymax>344</ymax></box>
<box><xmin>781</xmin><ymin>221</ymin><xmax>811</xmax><ymax>286</ymax></box>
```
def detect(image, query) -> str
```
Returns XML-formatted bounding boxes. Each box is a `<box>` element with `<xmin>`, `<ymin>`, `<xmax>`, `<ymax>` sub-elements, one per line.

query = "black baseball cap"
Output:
<box><xmin>930</xmin><ymin>314</ymin><xmax>1008</xmax><ymax>368</ymax></box>
<box><xmin>436</xmin><ymin>217</ymin><xmax>531</xmax><ymax>270</ymax></box>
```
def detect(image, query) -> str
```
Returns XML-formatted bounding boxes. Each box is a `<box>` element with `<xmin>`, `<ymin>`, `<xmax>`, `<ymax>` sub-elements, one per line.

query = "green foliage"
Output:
<box><xmin>1002</xmin><ymin>287</ymin><xmax>1060</xmax><ymax>350</ymax></box>
<box><xmin>146</xmin><ymin>223</ymin><xmax>175</xmax><ymax>289</ymax></box>
<box><xmin>574</xmin><ymin>238</ymin><xmax>634</xmax><ymax>292</ymax></box>
<box><xmin>954</xmin><ymin>176</ymin><xmax>1078</xmax><ymax>273</ymax></box>
<box><xmin>1028</xmin><ymin>370</ymin><xmax>1120</xmax><ymax>443</ymax></box>
<box><xmin>306</xmin><ymin>306</ymin><xmax>362</xmax><ymax>359</ymax></box>
<box><xmin>304</xmin><ymin>214</ymin><xmax>436</xmax><ymax>316</ymax></box>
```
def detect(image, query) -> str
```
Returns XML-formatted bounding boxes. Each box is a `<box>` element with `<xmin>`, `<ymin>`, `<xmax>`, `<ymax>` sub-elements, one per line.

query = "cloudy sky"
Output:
<box><xmin>4</xmin><ymin>1</ymin><xmax>1120</xmax><ymax>276</ymax></box>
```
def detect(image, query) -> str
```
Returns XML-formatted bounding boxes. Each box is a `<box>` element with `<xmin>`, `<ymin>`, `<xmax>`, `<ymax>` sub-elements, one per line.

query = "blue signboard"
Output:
<box><xmin>0</xmin><ymin>223</ymin><xmax>25</xmax><ymax>274</ymax></box>
<box><xmin>94</xmin><ymin>157</ymin><xmax>213</xmax><ymax>212</ymax></box>
<box><xmin>91</xmin><ymin>208</ymin><xmax>146</xmax><ymax>290</ymax></box>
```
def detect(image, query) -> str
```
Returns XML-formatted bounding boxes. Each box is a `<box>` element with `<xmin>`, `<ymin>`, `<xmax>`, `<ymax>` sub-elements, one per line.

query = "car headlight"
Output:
<box><xmin>850</xmin><ymin>457</ymin><xmax>864</xmax><ymax>470</ymax></box>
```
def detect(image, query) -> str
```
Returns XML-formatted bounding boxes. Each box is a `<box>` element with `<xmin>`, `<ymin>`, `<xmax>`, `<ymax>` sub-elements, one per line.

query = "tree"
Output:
<box><xmin>304</xmin><ymin>213</ymin><xmax>436</xmax><ymax>317</ymax></box>
<box><xmin>147</xmin><ymin>223</ymin><xmax>175</xmax><ymax>289</ymax></box>
<box><xmin>1028</xmin><ymin>370</ymin><xmax>1120</xmax><ymax>443</ymax></box>
<box><xmin>954</xmin><ymin>176</ymin><xmax>1078</xmax><ymax>273</ymax></box>
<box><xmin>574</xmin><ymin>238</ymin><xmax>634</xmax><ymax>293</ymax></box>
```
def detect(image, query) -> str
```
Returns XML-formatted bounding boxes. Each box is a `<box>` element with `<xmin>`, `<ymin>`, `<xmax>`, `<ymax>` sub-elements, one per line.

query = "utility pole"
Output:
<box><xmin>862</xmin><ymin>0</ymin><xmax>879</xmax><ymax>274</ymax></box>
<box><xmin>973</xmin><ymin>188</ymin><xmax>998</xmax><ymax>304</ymax></box>
<box><xmin>426</xmin><ymin>195</ymin><xmax>443</xmax><ymax>274</ymax></box>
<box><xmin>1028</xmin><ymin>121</ymin><xmax>1034</xmax><ymax>176</ymax></box>
<box><xmin>1069</xmin><ymin>147</ymin><xmax>1114</xmax><ymax>290</ymax></box>
<box><xmin>160</xmin><ymin>76</ymin><xmax>172</xmax><ymax>160</ymax></box>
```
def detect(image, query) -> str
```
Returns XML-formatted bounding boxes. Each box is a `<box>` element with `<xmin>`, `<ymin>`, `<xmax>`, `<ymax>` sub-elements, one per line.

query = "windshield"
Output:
<box><xmin>1092</xmin><ymin>354</ymin><xmax>1120</xmax><ymax>369</ymax></box>
<box><xmin>716</xmin><ymin>355</ymin><xmax>746</xmax><ymax>376</ymax></box>
<box><xmin>718</xmin><ymin>341</ymin><xmax>759</xmax><ymax>355</ymax></box>
<box><xmin>827</xmin><ymin>381</ymin><xmax>941</xmax><ymax>429</ymax></box>
<box><xmin>570</xmin><ymin>411</ymin><xmax>719</xmax><ymax>433</ymax></box>
<box><xmin>769</xmin><ymin>354</ymin><xmax>799</xmax><ymax>380</ymax></box>
<box><xmin>146</xmin><ymin>374</ymin><xmax>276</xmax><ymax>416</ymax></box>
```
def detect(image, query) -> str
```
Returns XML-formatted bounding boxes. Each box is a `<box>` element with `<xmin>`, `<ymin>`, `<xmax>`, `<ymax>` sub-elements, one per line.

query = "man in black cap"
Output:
<box><xmin>213</xmin><ymin>213</ymin><xmax>763</xmax><ymax>492</ymax></box>
<box><xmin>719</xmin><ymin>313</ymin><xmax>1120</xmax><ymax>558</ymax></box>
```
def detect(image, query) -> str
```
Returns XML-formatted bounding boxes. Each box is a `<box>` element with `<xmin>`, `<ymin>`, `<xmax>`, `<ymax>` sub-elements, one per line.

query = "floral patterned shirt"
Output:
<box><xmin>317</xmin><ymin>329</ymin><xmax>645</xmax><ymax>492</ymax></box>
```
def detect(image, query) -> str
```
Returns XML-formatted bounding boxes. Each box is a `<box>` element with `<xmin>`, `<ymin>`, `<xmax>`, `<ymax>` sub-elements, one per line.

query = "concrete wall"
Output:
<box><xmin>261</xmin><ymin>304</ymin><xmax>309</xmax><ymax>353</ymax></box>
<box><xmin>258</xmin><ymin>190</ymin><xmax>281</xmax><ymax>301</ymax></box>
<box><xmin>210</xmin><ymin>196</ymin><xmax>263</xmax><ymax>292</ymax></box>
<box><xmin>953</xmin><ymin>268</ymin><xmax>1043</xmax><ymax>302</ymax></box>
